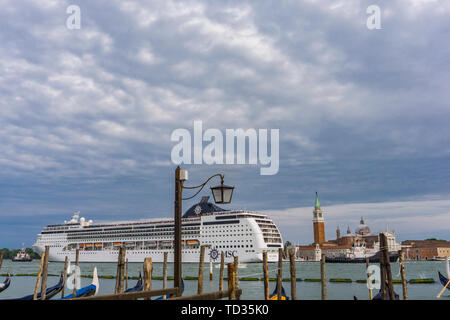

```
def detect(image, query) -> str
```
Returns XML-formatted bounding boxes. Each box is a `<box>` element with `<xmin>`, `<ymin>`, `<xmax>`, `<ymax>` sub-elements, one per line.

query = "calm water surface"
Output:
<box><xmin>0</xmin><ymin>260</ymin><xmax>448</xmax><ymax>300</ymax></box>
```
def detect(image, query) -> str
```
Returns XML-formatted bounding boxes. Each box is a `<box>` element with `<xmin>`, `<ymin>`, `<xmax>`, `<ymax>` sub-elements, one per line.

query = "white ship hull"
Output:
<box><xmin>32</xmin><ymin>206</ymin><xmax>283</xmax><ymax>264</ymax></box>
<box><xmin>32</xmin><ymin>245</ymin><xmax>278</xmax><ymax>263</ymax></box>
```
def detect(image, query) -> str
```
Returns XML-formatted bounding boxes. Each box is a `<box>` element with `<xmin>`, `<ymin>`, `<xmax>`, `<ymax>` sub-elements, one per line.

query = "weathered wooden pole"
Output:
<box><xmin>379</xmin><ymin>240</ymin><xmax>387</xmax><ymax>300</ymax></box>
<box><xmin>33</xmin><ymin>250</ymin><xmax>46</xmax><ymax>300</ymax></box>
<box><xmin>209</xmin><ymin>259</ymin><xmax>213</xmax><ymax>281</ymax></box>
<box><xmin>365</xmin><ymin>257</ymin><xmax>373</xmax><ymax>300</ymax></box>
<box><xmin>277</xmin><ymin>248</ymin><xmax>283</xmax><ymax>300</ymax></box>
<box><xmin>234</xmin><ymin>256</ymin><xmax>240</xmax><ymax>300</ymax></box>
<box><xmin>0</xmin><ymin>251</ymin><xmax>4</xmax><ymax>271</ymax></box>
<box><xmin>263</xmin><ymin>251</ymin><xmax>269</xmax><ymax>300</ymax></box>
<box><xmin>143</xmin><ymin>257</ymin><xmax>153</xmax><ymax>300</ymax></box>
<box><xmin>398</xmin><ymin>249</ymin><xmax>408</xmax><ymax>300</ymax></box>
<box><xmin>125</xmin><ymin>258</ymin><xmax>129</xmax><ymax>290</ymax></box>
<box><xmin>289</xmin><ymin>248</ymin><xmax>296</xmax><ymax>300</ymax></box>
<box><xmin>219</xmin><ymin>252</ymin><xmax>224</xmax><ymax>291</ymax></box>
<box><xmin>380</xmin><ymin>233</ymin><xmax>395</xmax><ymax>300</ymax></box>
<box><xmin>163</xmin><ymin>252</ymin><xmax>168</xmax><ymax>290</ymax></box>
<box><xmin>115</xmin><ymin>246</ymin><xmax>126</xmax><ymax>294</ymax></box>
<box><xmin>320</xmin><ymin>253</ymin><xmax>327</xmax><ymax>300</ymax></box>
<box><xmin>40</xmin><ymin>246</ymin><xmax>50</xmax><ymax>300</ymax></box>
<box><xmin>73</xmin><ymin>248</ymin><xmax>80</xmax><ymax>298</ymax></box>
<box><xmin>227</xmin><ymin>263</ymin><xmax>236</xmax><ymax>300</ymax></box>
<box><xmin>198</xmin><ymin>245</ymin><xmax>206</xmax><ymax>294</ymax></box>
<box><xmin>61</xmin><ymin>256</ymin><xmax>69</xmax><ymax>298</ymax></box>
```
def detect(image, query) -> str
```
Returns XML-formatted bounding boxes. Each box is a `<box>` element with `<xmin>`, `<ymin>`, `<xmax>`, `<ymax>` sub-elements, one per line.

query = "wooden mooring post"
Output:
<box><xmin>143</xmin><ymin>257</ymin><xmax>152</xmax><ymax>300</ymax></box>
<box><xmin>277</xmin><ymin>248</ymin><xmax>283</xmax><ymax>300</ymax></box>
<box><xmin>379</xmin><ymin>241</ymin><xmax>387</xmax><ymax>299</ymax></box>
<box><xmin>115</xmin><ymin>246</ymin><xmax>126</xmax><ymax>294</ymax></box>
<box><xmin>320</xmin><ymin>253</ymin><xmax>327</xmax><ymax>300</ymax></box>
<box><xmin>33</xmin><ymin>248</ymin><xmax>46</xmax><ymax>300</ymax></box>
<box><xmin>289</xmin><ymin>248</ymin><xmax>296</xmax><ymax>300</ymax></box>
<box><xmin>0</xmin><ymin>251</ymin><xmax>4</xmax><ymax>271</ymax></box>
<box><xmin>234</xmin><ymin>256</ymin><xmax>240</xmax><ymax>300</ymax></box>
<box><xmin>227</xmin><ymin>263</ymin><xmax>237</xmax><ymax>300</ymax></box>
<box><xmin>125</xmin><ymin>258</ymin><xmax>129</xmax><ymax>290</ymax></box>
<box><xmin>198</xmin><ymin>245</ymin><xmax>206</xmax><ymax>294</ymax></box>
<box><xmin>163</xmin><ymin>252</ymin><xmax>168</xmax><ymax>290</ymax></box>
<box><xmin>365</xmin><ymin>257</ymin><xmax>373</xmax><ymax>300</ymax></box>
<box><xmin>219</xmin><ymin>252</ymin><xmax>224</xmax><ymax>291</ymax></box>
<box><xmin>399</xmin><ymin>249</ymin><xmax>408</xmax><ymax>300</ymax></box>
<box><xmin>263</xmin><ymin>251</ymin><xmax>269</xmax><ymax>300</ymax></box>
<box><xmin>210</xmin><ymin>259</ymin><xmax>213</xmax><ymax>281</ymax></box>
<box><xmin>61</xmin><ymin>256</ymin><xmax>69</xmax><ymax>298</ymax></box>
<box><xmin>380</xmin><ymin>233</ymin><xmax>395</xmax><ymax>300</ymax></box>
<box><xmin>40</xmin><ymin>246</ymin><xmax>50</xmax><ymax>300</ymax></box>
<box><xmin>73</xmin><ymin>248</ymin><xmax>80</xmax><ymax>298</ymax></box>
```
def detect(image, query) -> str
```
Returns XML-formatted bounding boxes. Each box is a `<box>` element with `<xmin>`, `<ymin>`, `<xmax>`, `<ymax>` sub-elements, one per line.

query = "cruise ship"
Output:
<box><xmin>32</xmin><ymin>197</ymin><xmax>283</xmax><ymax>263</ymax></box>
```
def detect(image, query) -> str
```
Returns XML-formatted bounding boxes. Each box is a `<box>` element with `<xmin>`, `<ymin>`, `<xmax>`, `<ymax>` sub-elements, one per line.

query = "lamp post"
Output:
<box><xmin>173</xmin><ymin>166</ymin><xmax>234</xmax><ymax>295</ymax></box>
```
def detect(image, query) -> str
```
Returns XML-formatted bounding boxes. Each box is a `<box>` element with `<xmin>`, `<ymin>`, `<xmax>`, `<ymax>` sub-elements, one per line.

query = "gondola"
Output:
<box><xmin>438</xmin><ymin>256</ymin><xmax>450</xmax><ymax>291</ymax></box>
<box><xmin>0</xmin><ymin>274</ymin><xmax>11</xmax><ymax>293</ymax></box>
<box><xmin>59</xmin><ymin>267</ymin><xmax>99</xmax><ymax>299</ymax></box>
<box><xmin>438</xmin><ymin>271</ymin><xmax>449</xmax><ymax>290</ymax></box>
<box><xmin>124</xmin><ymin>272</ymin><xmax>143</xmax><ymax>293</ymax></box>
<box><xmin>268</xmin><ymin>284</ymin><xmax>289</xmax><ymax>300</ymax></box>
<box><xmin>154</xmin><ymin>278</ymin><xmax>184</xmax><ymax>300</ymax></box>
<box><xmin>372</xmin><ymin>287</ymin><xmax>400</xmax><ymax>300</ymax></box>
<box><xmin>16</xmin><ymin>273</ymin><xmax>64</xmax><ymax>300</ymax></box>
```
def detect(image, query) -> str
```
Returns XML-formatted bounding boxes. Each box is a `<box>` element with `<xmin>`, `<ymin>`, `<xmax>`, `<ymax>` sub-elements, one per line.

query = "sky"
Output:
<box><xmin>0</xmin><ymin>0</ymin><xmax>449</xmax><ymax>248</ymax></box>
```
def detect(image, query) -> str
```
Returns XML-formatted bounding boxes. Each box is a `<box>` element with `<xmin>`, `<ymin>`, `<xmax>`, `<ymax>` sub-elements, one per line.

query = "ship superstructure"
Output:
<box><xmin>32</xmin><ymin>199</ymin><xmax>283</xmax><ymax>263</ymax></box>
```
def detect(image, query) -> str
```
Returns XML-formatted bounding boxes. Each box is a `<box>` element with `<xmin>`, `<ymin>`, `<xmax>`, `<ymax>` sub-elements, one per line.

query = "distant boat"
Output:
<box><xmin>12</xmin><ymin>244</ymin><xmax>32</xmax><ymax>262</ymax></box>
<box><xmin>268</xmin><ymin>285</ymin><xmax>289</xmax><ymax>300</ymax></box>
<box><xmin>16</xmin><ymin>274</ymin><xmax>64</xmax><ymax>300</ymax></box>
<box><xmin>124</xmin><ymin>273</ymin><xmax>143</xmax><ymax>293</ymax></box>
<box><xmin>0</xmin><ymin>274</ymin><xmax>11</xmax><ymax>293</ymax></box>
<box><xmin>59</xmin><ymin>267</ymin><xmax>99</xmax><ymax>299</ymax></box>
<box><xmin>325</xmin><ymin>251</ymin><xmax>399</xmax><ymax>263</ymax></box>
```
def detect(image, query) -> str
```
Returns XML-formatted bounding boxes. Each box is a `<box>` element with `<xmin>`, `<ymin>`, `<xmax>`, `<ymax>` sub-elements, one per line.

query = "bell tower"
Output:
<box><xmin>313</xmin><ymin>192</ymin><xmax>325</xmax><ymax>244</ymax></box>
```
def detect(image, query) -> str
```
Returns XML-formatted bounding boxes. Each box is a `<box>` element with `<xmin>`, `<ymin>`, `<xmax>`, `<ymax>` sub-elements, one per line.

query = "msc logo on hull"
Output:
<box><xmin>209</xmin><ymin>248</ymin><xmax>237</xmax><ymax>261</ymax></box>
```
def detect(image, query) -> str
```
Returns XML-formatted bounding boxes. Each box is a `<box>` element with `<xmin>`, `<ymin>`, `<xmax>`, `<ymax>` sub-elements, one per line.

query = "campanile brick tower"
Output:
<box><xmin>313</xmin><ymin>192</ymin><xmax>325</xmax><ymax>244</ymax></box>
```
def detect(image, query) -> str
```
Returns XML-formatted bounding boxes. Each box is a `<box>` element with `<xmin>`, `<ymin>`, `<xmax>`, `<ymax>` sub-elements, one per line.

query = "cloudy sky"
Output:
<box><xmin>0</xmin><ymin>0</ymin><xmax>449</xmax><ymax>248</ymax></box>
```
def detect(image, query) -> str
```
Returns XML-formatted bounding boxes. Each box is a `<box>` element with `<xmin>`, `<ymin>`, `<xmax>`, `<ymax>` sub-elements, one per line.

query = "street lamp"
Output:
<box><xmin>173</xmin><ymin>166</ymin><xmax>234</xmax><ymax>295</ymax></box>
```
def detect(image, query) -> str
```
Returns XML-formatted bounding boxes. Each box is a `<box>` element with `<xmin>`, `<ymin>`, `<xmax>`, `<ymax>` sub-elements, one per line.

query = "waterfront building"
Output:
<box><xmin>402</xmin><ymin>239</ymin><xmax>450</xmax><ymax>260</ymax></box>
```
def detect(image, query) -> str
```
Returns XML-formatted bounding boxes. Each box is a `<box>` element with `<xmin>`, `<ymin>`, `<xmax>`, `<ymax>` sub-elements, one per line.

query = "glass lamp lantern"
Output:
<box><xmin>210</xmin><ymin>183</ymin><xmax>234</xmax><ymax>204</ymax></box>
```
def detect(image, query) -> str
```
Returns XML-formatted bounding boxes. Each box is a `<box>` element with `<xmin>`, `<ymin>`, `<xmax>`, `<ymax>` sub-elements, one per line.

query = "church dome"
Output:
<box><xmin>355</xmin><ymin>217</ymin><xmax>371</xmax><ymax>235</ymax></box>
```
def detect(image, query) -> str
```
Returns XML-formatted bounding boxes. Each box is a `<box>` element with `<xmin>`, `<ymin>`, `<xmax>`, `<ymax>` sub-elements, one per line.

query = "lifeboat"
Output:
<box><xmin>85</xmin><ymin>243</ymin><xmax>93</xmax><ymax>247</ymax></box>
<box><xmin>79</xmin><ymin>244</ymin><xmax>85</xmax><ymax>249</ymax></box>
<box><xmin>186</xmin><ymin>240</ymin><xmax>199</xmax><ymax>245</ymax></box>
<box><xmin>95</xmin><ymin>243</ymin><xmax>102</xmax><ymax>247</ymax></box>
<box><xmin>113</xmin><ymin>242</ymin><xmax>122</xmax><ymax>246</ymax></box>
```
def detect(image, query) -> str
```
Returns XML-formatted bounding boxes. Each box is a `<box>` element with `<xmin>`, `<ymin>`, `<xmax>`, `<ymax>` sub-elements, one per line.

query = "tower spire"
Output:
<box><xmin>313</xmin><ymin>192</ymin><xmax>325</xmax><ymax>244</ymax></box>
<box><xmin>315</xmin><ymin>192</ymin><xmax>320</xmax><ymax>208</ymax></box>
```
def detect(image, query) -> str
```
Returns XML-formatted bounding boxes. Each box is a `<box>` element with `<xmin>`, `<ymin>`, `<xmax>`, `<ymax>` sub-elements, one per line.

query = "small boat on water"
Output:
<box><xmin>124</xmin><ymin>273</ymin><xmax>143</xmax><ymax>293</ymax></box>
<box><xmin>0</xmin><ymin>274</ymin><xmax>11</xmax><ymax>293</ymax></box>
<box><xmin>268</xmin><ymin>285</ymin><xmax>289</xmax><ymax>300</ymax></box>
<box><xmin>15</xmin><ymin>274</ymin><xmax>64</xmax><ymax>300</ymax></box>
<box><xmin>325</xmin><ymin>250</ymin><xmax>399</xmax><ymax>263</ymax></box>
<box><xmin>12</xmin><ymin>244</ymin><xmax>32</xmax><ymax>262</ymax></box>
<box><xmin>59</xmin><ymin>267</ymin><xmax>99</xmax><ymax>299</ymax></box>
